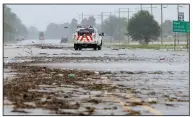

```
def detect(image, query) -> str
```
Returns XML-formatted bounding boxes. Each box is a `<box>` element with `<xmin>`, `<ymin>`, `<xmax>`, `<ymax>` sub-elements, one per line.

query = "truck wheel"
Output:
<box><xmin>79</xmin><ymin>45</ymin><xmax>82</xmax><ymax>50</ymax></box>
<box><xmin>74</xmin><ymin>44</ymin><xmax>78</xmax><ymax>50</ymax></box>
<box><xmin>98</xmin><ymin>46</ymin><xmax>102</xmax><ymax>50</ymax></box>
<box><xmin>97</xmin><ymin>40</ymin><xmax>102</xmax><ymax>50</ymax></box>
<box><xmin>93</xmin><ymin>45</ymin><xmax>97</xmax><ymax>50</ymax></box>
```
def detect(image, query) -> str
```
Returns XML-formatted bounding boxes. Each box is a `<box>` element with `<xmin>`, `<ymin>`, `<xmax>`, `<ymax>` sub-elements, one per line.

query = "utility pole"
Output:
<box><xmin>128</xmin><ymin>8</ymin><xmax>130</xmax><ymax>19</ymax></box>
<box><xmin>161</xmin><ymin>4</ymin><xmax>163</xmax><ymax>44</ymax></box>
<box><xmin>118</xmin><ymin>8</ymin><xmax>121</xmax><ymax>44</ymax></box>
<box><xmin>116</xmin><ymin>8</ymin><xmax>133</xmax><ymax>44</ymax></box>
<box><xmin>100</xmin><ymin>12</ymin><xmax>112</xmax><ymax>32</ymax></box>
<box><xmin>177</xmin><ymin>5</ymin><xmax>180</xmax><ymax>18</ymax></box>
<box><xmin>177</xmin><ymin>5</ymin><xmax>179</xmax><ymax>44</ymax></box>
<box><xmin>128</xmin><ymin>8</ymin><xmax>130</xmax><ymax>44</ymax></box>
<box><xmin>116</xmin><ymin>8</ymin><xmax>133</xmax><ymax>21</ymax></box>
<box><xmin>140</xmin><ymin>4</ymin><xmax>142</xmax><ymax>10</ymax></box>
<box><xmin>100</xmin><ymin>12</ymin><xmax>111</xmax><ymax>44</ymax></box>
<box><xmin>174</xmin><ymin>4</ymin><xmax>179</xmax><ymax>51</ymax></box>
<box><xmin>151</xmin><ymin>4</ymin><xmax>153</xmax><ymax>14</ymax></box>
<box><xmin>150</xmin><ymin>4</ymin><xmax>156</xmax><ymax>44</ymax></box>
<box><xmin>110</xmin><ymin>12</ymin><xmax>112</xmax><ymax>45</ymax></box>
<box><xmin>101</xmin><ymin>12</ymin><xmax>103</xmax><ymax>32</ymax></box>
<box><xmin>127</xmin><ymin>8</ymin><xmax>132</xmax><ymax>44</ymax></box>
<box><xmin>83</xmin><ymin>13</ymin><xmax>110</xmax><ymax>32</ymax></box>
<box><xmin>187</xmin><ymin>32</ymin><xmax>189</xmax><ymax>52</ymax></box>
<box><xmin>81</xmin><ymin>12</ymin><xmax>83</xmax><ymax>20</ymax></box>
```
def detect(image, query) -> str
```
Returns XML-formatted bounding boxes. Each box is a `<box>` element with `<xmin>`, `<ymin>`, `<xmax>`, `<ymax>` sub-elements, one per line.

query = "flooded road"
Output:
<box><xmin>3</xmin><ymin>39</ymin><xmax>189</xmax><ymax>115</ymax></box>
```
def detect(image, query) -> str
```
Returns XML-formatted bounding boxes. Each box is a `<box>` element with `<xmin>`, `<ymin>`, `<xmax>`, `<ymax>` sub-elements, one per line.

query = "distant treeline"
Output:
<box><xmin>4</xmin><ymin>5</ymin><xmax>180</xmax><ymax>42</ymax></box>
<box><xmin>4</xmin><ymin>5</ymin><xmax>28</xmax><ymax>43</ymax></box>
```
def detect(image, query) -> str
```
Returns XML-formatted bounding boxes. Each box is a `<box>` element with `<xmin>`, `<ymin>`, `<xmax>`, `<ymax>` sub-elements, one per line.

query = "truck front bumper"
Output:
<box><xmin>74</xmin><ymin>43</ymin><xmax>97</xmax><ymax>48</ymax></box>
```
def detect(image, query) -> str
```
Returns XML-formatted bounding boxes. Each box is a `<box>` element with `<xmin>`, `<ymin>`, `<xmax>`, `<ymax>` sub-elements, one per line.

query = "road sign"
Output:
<box><xmin>178</xmin><ymin>12</ymin><xmax>184</xmax><ymax>21</ymax></box>
<box><xmin>173</xmin><ymin>21</ymin><xmax>189</xmax><ymax>33</ymax></box>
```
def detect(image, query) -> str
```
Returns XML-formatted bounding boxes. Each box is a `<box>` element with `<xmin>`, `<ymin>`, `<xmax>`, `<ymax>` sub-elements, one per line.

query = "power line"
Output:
<box><xmin>101</xmin><ymin>12</ymin><xmax>111</xmax><ymax>32</ymax></box>
<box><xmin>135</xmin><ymin>6</ymin><xmax>157</xmax><ymax>14</ymax></box>
<box><xmin>117</xmin><ymin>8</ymin><xmax>133</xmax><ymax>44</ymax></box>
<box><xmin>116</xmin><ymin>8</ymin><xmax>133</xmax><ymax>44</ymax></box>
<box><xmin>79</xmin><ymin>12</ymin><xmax>111</xmax><ymax>32</ymax></box>
<box><xmin>116</xmin><ymin>8</ymin><xmax>133</xmax><ymax>19</ymax></box>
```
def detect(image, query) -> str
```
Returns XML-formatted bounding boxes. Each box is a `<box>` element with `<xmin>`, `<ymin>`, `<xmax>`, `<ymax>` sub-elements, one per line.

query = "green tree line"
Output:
<box><xmin>4</xmin><ymin>6</ymin><xmax>174</xmax><ymax>44</ymax></box>
<box><xmin>4</xmin><ymin>5</ymin><xmax>28</xmax><ymax>43</ymax></box>
<box><xmin>44</xmin><ymin>10</ymin><xmax>175</xmax><ymax>44</ymax></box>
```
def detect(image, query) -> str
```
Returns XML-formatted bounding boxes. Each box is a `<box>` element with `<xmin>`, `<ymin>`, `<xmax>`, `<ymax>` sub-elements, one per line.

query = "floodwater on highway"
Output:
<box><xmin>3</xmin><ymin>39</ymin><xmax>189</xmax><ymax>115</ymax></box>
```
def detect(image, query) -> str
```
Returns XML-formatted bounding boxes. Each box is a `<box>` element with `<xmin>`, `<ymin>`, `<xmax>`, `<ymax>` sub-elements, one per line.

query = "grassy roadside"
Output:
<box><xmin>112</xmin><ymin>44</ymin><xmax>188</xmax><ymax>50</ymax></box>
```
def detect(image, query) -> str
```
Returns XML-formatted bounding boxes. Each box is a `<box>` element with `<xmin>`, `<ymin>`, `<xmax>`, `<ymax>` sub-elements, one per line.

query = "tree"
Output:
<box><xmin>88</xmin><ymin>16</ymin><xmax>96</xmax><ymax>26</ymax></box>
<box><xmin>103</xmin><ymin>15</ymin><xmax>128</xmax><ymax>40</ymax></box>
<box><xmin>81</xmin><ymin>18</ymin><xmax>88</xmax><ymax>26</ymax></box>
<box><xmin>28</xmin><ymin>26</ymin><xmax>39</xmax><ymax>38</ymax></box>
<box><xmin>45</xmin><ymin>22</ymin><xmax>71</xmax><ymax>39</ymax></box>
<box><xmin>162</xmin><ymin>20</ymin><xmax>173</xmax><ymax>37</ymax></box>
<box><xmin>4</xmin><ymin>22</ymin><xmax>13</xmax><ymax>33</ymax></box>
<box><xmin>4</xmin><ymin>5</ymin><xmax>28</xmax><ymax>42</ymax></box>
<box><xmin>80</xmin><ymin>16</ymin><xmax>96</xmax><ymax>26</ymax></box>
<box><xmin>95</xmin><ymin>24</ymin><xmax>101</xmax><ymax>33</ymax></box>
<box><xmin>45</xmin><ymin>23</ymin><xmax>59</xmax><ymax>38</ymax></box>
<box><xmin>127</xmin><ymin>10</ymin><xmax>160</xmax><ymax>44</ymax></box>
<box><xmin>70</xmin><ymin>19</ymin><xmax>78</xmax><ymax>33</ymax></box>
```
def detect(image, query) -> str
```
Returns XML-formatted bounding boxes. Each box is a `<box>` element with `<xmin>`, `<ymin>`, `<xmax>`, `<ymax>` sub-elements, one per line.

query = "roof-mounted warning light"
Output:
<box><xmin>77</xmin><ymin>26</ymin><xmax>82</xmax><ymax>28</ymax></box>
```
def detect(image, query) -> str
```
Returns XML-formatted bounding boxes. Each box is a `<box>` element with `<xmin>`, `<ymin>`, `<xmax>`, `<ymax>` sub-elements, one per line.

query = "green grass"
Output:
<box><xmin>113</xmin><ymin>44</ymin><xmax>188</xmax><ymax>50</ymax></box>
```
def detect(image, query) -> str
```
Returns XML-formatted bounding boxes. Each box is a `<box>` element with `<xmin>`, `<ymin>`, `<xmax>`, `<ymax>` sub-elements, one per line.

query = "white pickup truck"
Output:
<box><xmin>73</xmin><ymin>26</ymin><xmax>104</xmax><ymax>50</ymax></box>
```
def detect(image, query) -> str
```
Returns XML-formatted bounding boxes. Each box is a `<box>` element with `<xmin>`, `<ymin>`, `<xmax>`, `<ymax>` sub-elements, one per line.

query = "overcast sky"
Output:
<box><xmin>7</xmin><ymin>4</ymin><xmax>189</xmax><ymax>31</ymax></box>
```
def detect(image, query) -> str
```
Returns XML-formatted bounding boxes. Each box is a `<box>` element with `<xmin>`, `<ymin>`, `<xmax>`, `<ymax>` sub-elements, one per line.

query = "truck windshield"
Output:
<box><xmin>78</xmin><ymin>29</ymin><xmax>94</xmax><ymax>35</ymax></box>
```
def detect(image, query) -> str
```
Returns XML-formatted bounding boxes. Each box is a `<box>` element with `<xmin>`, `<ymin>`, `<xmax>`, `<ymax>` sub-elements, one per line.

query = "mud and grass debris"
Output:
<box><xmin>112</xmin><ymin>48</ymin><xmax>119</xmax><ymax>50</ymax></box>
<box><xmin>13</xmin><ymin>102</ymin><xmax>35</xmax><ymax>109</ymax></box>
<box><xmin>68</xmin><ymin>74</ymin><xmax>77</xmax><ymax>78</ymax></box>
<box><xmin>148</xmin><ymin>91</ymin><xmax>156</xmax><ymax>95</ymax></box>
<box><xmin>85</xmin><ymin>107</ymin><xmax>95</xmax><ymax>114</ymax></box>
<box><xmin>126</xmin><ymin>110</ymin><xmax>141</xmax><ymax>115</ymax></box>
<box><xmin>165</xmin><ymin>102</ymin><xmax>175</xmax><ymax>107</ymax></box>
<box><xmin>147</xmin><ymin>98</ymin><xmax>158</xmax><ymax>104</ymax></box>
<box><xmin>4</xmin><ymin>64</ymin><xmax>97</xmax><ymax>114</ymax></box>
<box><xmin>87</xmin><ymin>98</ymin><xmax>101</xmax><ymax>104</ymax></box>
<box><xmin>150</xmin><ymin>71</ymin><xmax>163</xmax><ymax>74</ymax></box>
<box><xmin>104</xmin><ymin>107</ymin><xmax>112</xmax><ymax>110</ymax></box>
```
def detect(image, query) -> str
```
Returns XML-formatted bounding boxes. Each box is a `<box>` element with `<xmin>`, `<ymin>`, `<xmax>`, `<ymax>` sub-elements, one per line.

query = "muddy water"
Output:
<box><xmin>3</xmin><ymin>40</ymin><xmax>189</xmax><ymax>115</ymax></box>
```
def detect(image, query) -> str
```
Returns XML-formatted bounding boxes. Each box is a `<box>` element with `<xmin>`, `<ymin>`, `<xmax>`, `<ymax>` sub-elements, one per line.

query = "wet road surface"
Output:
<box><xmin>3</xmin><ymin>39</ymin><xmax>189</xmax><ymax>115</ymax></box>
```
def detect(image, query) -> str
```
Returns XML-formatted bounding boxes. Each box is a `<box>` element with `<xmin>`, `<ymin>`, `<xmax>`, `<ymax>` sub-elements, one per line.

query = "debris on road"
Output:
<box><xmin>68</xmin><ymin>74</ymin><xmax>77</xmax><ymax>78</ymax></box>
<box><xmin>4</xmin><ymin>42</ymin><xmax>189</xmax><ymax>115</ymax></box>
<box><xmin>147</xmin><ymin>98</ymin><xmax>158</xmax><ymax>104</ymax></box>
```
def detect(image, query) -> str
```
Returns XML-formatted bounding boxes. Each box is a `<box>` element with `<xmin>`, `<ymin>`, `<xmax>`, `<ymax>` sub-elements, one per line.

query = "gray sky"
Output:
<box><xmin>7</xmin><ymin>4</ymin><xmax>189</xmax><ymax>31</ymax></box>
